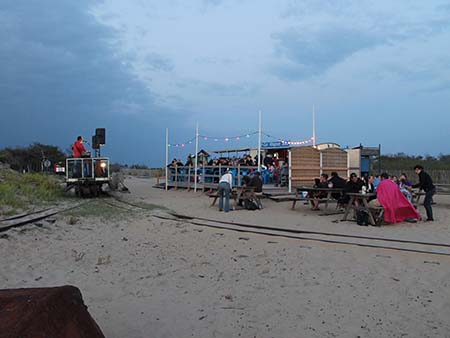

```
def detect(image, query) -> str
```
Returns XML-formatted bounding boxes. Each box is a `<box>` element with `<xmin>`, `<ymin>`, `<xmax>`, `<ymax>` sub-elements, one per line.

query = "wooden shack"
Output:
<box><xmin>320</xmin><ymin>147</ymin><xmax>348</xmax><ymax>178</ymax></box>
<box><xmin>290</xmin><ymin>146</ymin><xmax>349</xmax><ymax>188</ymax></box>
<box><xmin>290</xmin><ymin>146</ymin><xmax>321</xmax><ymax>187</ymax></box>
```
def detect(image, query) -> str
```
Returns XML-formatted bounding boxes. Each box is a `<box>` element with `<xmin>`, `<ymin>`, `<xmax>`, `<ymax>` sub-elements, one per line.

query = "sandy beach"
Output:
<box><xmin>1</xmin><ymin>177</ymin><xmax>450</xmax><ymax>338</ymax></box>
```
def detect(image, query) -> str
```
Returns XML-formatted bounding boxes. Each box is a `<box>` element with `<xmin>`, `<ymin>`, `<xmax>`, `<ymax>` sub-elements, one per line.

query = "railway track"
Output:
<box><xmin>105</xmin><ymin>196</ymin><xmax>450</xmax><ymax>257</ymax></box>
<box><xmin>4</xmin><ymin>195</ymin><xmax>449</xmax><ymax>258</ymax></box>
<box><xmin>154</xmin><ymin>213</ymin><xmax>450</xmax><ymax>258</ymax></box>
<box><xmin>0</xmin><ymin>203</ymin><xmax>86</xmax><ymax>233</ymax></box>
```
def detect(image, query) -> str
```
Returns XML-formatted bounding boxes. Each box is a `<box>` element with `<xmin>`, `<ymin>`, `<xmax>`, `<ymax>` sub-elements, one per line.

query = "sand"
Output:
<box><xmin>1</xmin><ymin>176</ymin><xmax>450</xmax><ymax>338</ymax></box>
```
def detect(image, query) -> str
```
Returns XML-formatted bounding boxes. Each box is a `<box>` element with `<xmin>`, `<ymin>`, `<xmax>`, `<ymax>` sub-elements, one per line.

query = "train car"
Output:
<box><xmin>65</xmin><ymin>157</ymin><xmax>111</xmax><ymax>197</ymax></box>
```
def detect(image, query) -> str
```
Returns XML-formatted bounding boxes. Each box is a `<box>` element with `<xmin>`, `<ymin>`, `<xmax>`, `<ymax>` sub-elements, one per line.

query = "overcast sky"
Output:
<box><xmin>1</xmin><ymin>0</ymin><xmax>449</xmax><ymax>165</ymax></box>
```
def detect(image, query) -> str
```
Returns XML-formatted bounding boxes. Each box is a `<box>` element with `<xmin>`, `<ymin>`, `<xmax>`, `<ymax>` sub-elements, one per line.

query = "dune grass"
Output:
<box><xmin>0</xmin><ymin>170</ymin><xmax>64</xmax><ymax>214</ymax></box>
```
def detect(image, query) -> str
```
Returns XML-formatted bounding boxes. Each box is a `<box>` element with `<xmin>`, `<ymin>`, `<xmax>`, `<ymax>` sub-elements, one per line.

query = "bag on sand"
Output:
<box><xmin>356</xmin><ymin>209</ymin><xmax>369</xmax><ymax>226</ymax></box>
<box><xmin>244</xmin><ymin>198</ymin><xmax>259</xmax><ymax>210</ymax></box>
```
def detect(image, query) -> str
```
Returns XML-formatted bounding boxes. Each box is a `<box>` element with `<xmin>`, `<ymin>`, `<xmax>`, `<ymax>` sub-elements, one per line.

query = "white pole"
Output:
<box><xmin>194</xmin><ymin>122</ymin><xmax>199</xmax><ymax>192</ymax></box>
<box><xmin>258</xmin><ymin>110</ymin><xmax>262</xmax><ymax>172</ymax></box>
<box><xmin>312</xmin><ymin>104</ymin><xmax>316</xmax><ymax>147</ymax></box>
<box><xmin>165</xmin><ymin>128</ymin><xmax>169</xmax><ymax>191</ymax></box>
<box><xmin>288</xmin><ymin>149</ymin><xmax>292</xmax><ymax>193</ymax></box>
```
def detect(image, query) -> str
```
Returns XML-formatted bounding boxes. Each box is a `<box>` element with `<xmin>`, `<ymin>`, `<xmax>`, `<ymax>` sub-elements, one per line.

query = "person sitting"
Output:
<box><xmin>311</xmin><ymin>174</ymin><xmax>329</xmax><ymax>211</ymax></box>
<box><xmin>370</xmin><ymin>173</ymin><xmax>420</xmax><ymax>224</ymax></box>
<box><xmin>237</xmin><ymin>175</ymin><xmax>251</xmax><ymax>207</ymax></box>
<box><xmin>399</xmin><ymin>173</ymin><xmax>413</xmax><ymax>202</ymax></box>
<box><xmin>248</xmin><ymin>171</ymin><xmax>263</xmax><ymax>193</ymax></box>
<box><xmin>342</xmin><ymin>173</ymin><xmax>362</xmax><ymax>205</ymax></box>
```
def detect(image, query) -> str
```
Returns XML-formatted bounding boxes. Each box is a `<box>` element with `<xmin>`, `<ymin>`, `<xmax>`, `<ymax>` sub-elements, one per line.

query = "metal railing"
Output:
<box><xmin>65</xmin><ymin>157</ymin><xmax>110</xmax><ymax>181</ymax></box>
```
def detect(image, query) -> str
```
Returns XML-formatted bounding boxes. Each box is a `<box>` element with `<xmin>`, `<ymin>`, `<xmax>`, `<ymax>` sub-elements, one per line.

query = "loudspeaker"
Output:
<box><xmin>92</xmin><ymin>135</ymin><xmax>100</xmax><ymax>149</ymax></box>
<box><xmin>95</xmin><ymin>128</ymin><xmax>105</xmax><ymax>145</ymax></box>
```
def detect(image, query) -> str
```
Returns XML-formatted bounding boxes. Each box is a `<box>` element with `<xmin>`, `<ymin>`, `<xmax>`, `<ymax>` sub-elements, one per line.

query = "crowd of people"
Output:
<box><xmin>168</xmin><ymin>153</ymin><xmax>289</xmax><ymax>187</ymax></box>
<box><xmin>310</xmin><ymin>165</ymin><xmax>435</xmax><ymax>223</ymax></box>
<box><xmin>168</xmin><ymin>153</ymin><xmax>436</xmax><ymax>224</ymax></box>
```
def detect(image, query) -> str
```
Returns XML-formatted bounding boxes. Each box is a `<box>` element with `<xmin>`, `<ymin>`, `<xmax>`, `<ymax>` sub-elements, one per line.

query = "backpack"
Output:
<box><xmin>356</xmin><ymin>209</ymin><xmax>369</xmax><ymax>226</ymax></box>
<box><xmin>244</xmin><ymin>198</ymin><xmax>259</xmax><ymax>210</ymax></box>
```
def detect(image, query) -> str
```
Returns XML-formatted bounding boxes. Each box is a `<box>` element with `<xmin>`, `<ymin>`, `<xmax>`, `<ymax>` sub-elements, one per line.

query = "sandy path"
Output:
<box><xmin>1</xmin><ymin>176</ymin><xmax>450</xmax><ymax>338</ymax></box>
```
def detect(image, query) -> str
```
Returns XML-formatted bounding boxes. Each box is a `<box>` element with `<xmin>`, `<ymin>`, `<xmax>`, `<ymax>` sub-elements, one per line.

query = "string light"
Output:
<box><xmin>168</xmin><ymin>131</ymin><xmax>312</xmax><ymax>148</ymax></box>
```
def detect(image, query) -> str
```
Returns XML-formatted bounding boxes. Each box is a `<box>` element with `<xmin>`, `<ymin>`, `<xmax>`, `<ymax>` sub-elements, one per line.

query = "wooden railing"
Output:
<box><xmin>166</xmin><ymin>165</ymin><xmax>260</xmax><ymax>190</ymax></box>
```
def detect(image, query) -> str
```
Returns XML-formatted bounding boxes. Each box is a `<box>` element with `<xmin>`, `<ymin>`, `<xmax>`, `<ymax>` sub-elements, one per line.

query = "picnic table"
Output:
<box><xmin>210</xmin><ymin>186</ymin><xmax>263</xmax><ymax>210</ymax></box>
<box><xmin>291</xmin><ymin>186</ymin><xmax>344</xmax><ymax>209</ymax></box>
<box><xmin>342</xmin><ymin>192</ymin><xmax>377</xmax><ymax>225</ymax></box>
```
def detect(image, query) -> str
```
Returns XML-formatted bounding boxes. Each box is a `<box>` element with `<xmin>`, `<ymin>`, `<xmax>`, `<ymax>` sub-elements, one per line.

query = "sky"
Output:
<box><xmin>1</xmin><ymin>0</ymin><xmax>449</xmax><ymax>165</ymax></box>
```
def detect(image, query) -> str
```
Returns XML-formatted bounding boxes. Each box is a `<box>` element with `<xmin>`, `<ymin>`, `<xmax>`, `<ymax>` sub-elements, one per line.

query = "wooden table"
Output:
<box><xmin>342</xmin><ymin>192</ymin><xmax>377</xmax><ymax>225</ymax></box>
<box><xmin>292</xmin><ymin>186</ymin><xmax>344</xmax><ymax>209</ymax></box>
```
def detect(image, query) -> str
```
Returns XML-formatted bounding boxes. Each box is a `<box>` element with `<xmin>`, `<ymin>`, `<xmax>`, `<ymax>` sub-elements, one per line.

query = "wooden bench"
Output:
<box><xmin>209</xmin><ymin>187</ymin><xmax>263</xmax><ymax>210</ymax></box>
<box><xmin>291</xmin><ymin>186</ymin><xmax>343</xmax><ymax>210</ymax></box>
<box><xmin>369</xmin><ymin>206</ymin><xmax>384</xmax><ymax>226</ymax></box>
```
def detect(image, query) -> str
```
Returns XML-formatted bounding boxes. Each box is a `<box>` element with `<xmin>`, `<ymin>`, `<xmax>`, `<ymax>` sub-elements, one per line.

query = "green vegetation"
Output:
<box><xmin>0</xmin><ymin>143</ymin><xmax>66</xmax><ymax>172</ymax></box>
<box><xmin>374</xmin><ymin>154</ymin><xmax>450</xmax><ymax>171</ymax></box>
<box><xmin>62</xmin><ymin>200</ymin><xmax>127</xmax><ymax>219</ymax></box>
<box><xmin>0</xmin><ymin>170</ymin><xmax>64</xmax><ymax>214</ymax></box>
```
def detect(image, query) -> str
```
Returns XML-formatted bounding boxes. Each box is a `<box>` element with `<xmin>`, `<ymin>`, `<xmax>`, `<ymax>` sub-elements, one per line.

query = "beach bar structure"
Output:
<box><xmin>289</xmin><ymin>145</ymin><xmax>349</xmax><ymax>188</ymax></box>
<box><xmin>346</xmin><ymin>144</ymin><xmax>381</xmax><ymax>177</ymax></box>
<box><xmin>164</xmin><ymin>142</ymin><xmax>376</xmax><ymax>191</ymax></box>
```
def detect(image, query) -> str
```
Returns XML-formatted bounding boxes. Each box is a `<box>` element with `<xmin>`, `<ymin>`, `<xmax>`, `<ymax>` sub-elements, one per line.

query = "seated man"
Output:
<box><xmin>341</xmin><ymin>173</ymin><xmax>362</xmax><ymax>205</ymax></box>
<box><xmin>370</xmin><ymin>173</ymin><xmax>420</xmax><ymax>224</ymax></box>
<box><xmin>328</xmin><ymin>171</ymin><xmax>346</xmax><ymax>201</ymax></box>
<box><xmin>311</xmin><ymin>174</ymin><xmax>329</xmax><ymax>210</ymax></box>
<box><xmin>248</xmin><ymin>171</ymin><xmax>263</xmax><ymax>193</ymax></box>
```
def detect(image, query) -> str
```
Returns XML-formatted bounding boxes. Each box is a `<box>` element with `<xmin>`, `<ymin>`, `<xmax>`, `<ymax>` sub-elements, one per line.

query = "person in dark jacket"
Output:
<box><xmin>413</xmin><ymin>165</ymin><xmax>435</xmax><ymax>221</ymax></box>
<box><xmin>342</xmin><ymin>173</ymin><xmax>362</xmax><ymax>205</ymax></box>
<box><xmin>328</xmin><ymin>171</ymin><xmax>346</xmax><ymax>201</ymax></box>
<box><xmin>248</xmin><ymin>171</ymin><xmax>263</xmax><ymax>193</ymax></box>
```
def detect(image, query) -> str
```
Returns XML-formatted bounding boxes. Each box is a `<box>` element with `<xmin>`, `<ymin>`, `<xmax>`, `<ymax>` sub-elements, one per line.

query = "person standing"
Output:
<box><xmin>218</xmin><ymin>169</ymin><xmax>233</xmax><ymax>212</ymax></box>
<box><xmin>73</xmin><ymin>136</ymin><xmax>87</xmax><ymax>158</ymax></box>
<box><xmin>412</xmin><ymin>165</ymin><xmax>435</xmax><ymax>221</ymax></box>
<box><xmin>73</xmin><ymin>136</ymin><xmax>87</xmax><ymax>177</ymax></box>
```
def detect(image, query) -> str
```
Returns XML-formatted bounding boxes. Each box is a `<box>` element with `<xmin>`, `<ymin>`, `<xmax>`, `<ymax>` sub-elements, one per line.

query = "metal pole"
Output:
<box><xmin>288</xmin><ymin>149</ymin><xmax>292</xmax><ymax>193</ymax></box>
<box><xmin>258</xmin><ymin>110</ymin><xmax>262</xmax><ymax>172</ymax></box>
<box><xmin>312</xmin><ymin>104</ymin><xmax>316</xmax><ymax>147</ymax></box>
<box><xmin>165</xmin><ymin>128</ymin><xmax>169</xmax><ymax>191</ymax></box>
<box><xmin>194</xmin><ymin>122</ymin><xmax>199</xmax><ymax>192</ymax></box>
<box><xmin>378</xmin><ymin>143</ymin><xmax>382</xmax><ymax>174</ymax></box>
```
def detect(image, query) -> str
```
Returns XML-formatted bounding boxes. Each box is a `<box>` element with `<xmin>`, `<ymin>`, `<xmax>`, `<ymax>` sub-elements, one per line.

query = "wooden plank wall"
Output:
<box><xmin>321</xmin><ymin>148</ymin><xmax>348</xmax><ymax>179</ymax></box>
<box><xmin>291</xmin><ymin>146</ymin><xmax>320</xmax><ymax>187</ymax></box>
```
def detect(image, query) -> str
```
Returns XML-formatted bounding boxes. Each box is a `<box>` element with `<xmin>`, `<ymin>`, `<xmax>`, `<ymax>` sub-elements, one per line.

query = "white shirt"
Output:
<box><xmin>219</xmin><ymin>172</ymin><xmax>233</xmax><ymax>188</ymax></box>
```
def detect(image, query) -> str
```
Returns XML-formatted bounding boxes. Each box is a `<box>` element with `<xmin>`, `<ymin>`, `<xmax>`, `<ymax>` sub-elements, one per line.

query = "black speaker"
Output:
<box><xmin>95</xmin><ymin>128</ymin><xmax>105</xmax><ymax>145</ymax></box>
<box><xmin>92</xmin><ymin>135</ymin><xmax>100</xmax><ymax>149</ymax></box>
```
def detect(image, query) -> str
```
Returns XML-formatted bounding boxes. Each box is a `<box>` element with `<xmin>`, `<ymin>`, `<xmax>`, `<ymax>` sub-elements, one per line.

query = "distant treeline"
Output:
<box><xmin>1</xmin><ymin>145</ymin><xmax>449</xmax><ymax>174</ymax></box>
<box><xmin>0</xmin><ymin>143</ymin><xmax>66</xmax><ymax>172</ymax></box>
<box><xmin>375</xmin><ymin>153</ymin><xmax>450</xmax><ymax>171</ymax></box>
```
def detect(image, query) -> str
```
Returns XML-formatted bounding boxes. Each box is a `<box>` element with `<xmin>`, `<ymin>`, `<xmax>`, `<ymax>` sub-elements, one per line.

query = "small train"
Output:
<box><xmin>65</xmin><ymin>157</ymin><xmax>111</xmax><ymax>197</ymax></box>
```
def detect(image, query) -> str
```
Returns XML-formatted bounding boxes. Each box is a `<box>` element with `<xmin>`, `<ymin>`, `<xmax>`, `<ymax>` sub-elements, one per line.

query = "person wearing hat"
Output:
<box><xmin>218</xmin><ymin>169</ymin><xmax>233</xmax><ymax>212</ymax></box>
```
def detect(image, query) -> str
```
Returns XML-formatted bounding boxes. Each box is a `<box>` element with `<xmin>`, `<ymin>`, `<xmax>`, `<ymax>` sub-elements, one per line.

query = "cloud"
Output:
<box><xmin>271</xmin><ymin>1</ymin><xmax>450</xmax><ymax>81</ymax></box>
<box><xmin>271</xmin><ymin>26</ymin><xmax>380</xmax><ymax>80</ymax></box>
<box><xmin>0</xmin><ymin>0</ymin><xmax>185</xmax><ymax>164</ymax></box>
<box><xmin>203</xmin><ymin>0</ymin><xmax>223</xmax><ymax>6</ymax></box>
<box><xmin>177</xmin><ymin>80</ymin><xmax>259</xmax><ymax>97</ymax></box>
<box><xmin>144</xmin><ymin>53</ymin><xmax>174</xmax><ymax>72</ymax></box>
